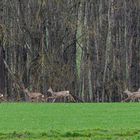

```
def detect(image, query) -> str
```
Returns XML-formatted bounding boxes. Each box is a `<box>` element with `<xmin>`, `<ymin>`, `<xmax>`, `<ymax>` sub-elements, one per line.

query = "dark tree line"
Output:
<box><xmin>0</xmin><ymin>0</ymin><xmax>140</xmax><ymax>102</ymax></box>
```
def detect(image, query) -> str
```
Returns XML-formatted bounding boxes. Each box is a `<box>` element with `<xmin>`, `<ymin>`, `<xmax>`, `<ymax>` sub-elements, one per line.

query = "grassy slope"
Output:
<box><xmin>0</xmin><ymin>103</ymin><xmax>140</xmax><ymax>139</ymax></box>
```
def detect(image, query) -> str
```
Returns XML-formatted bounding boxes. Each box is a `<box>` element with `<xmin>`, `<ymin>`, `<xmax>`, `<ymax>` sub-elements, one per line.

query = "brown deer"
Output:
<box><xmin>0</xmin><ymin>93</ymin><xmax>4</xmax><ymax>102</ymax></box>
<box><xmin>46</xmin><ymin>87</ymin><xmax>75</xmax><ymax>102</ymax></box>
<box><xmin>130</xmin><ymin>93</ymin><xmax>140</xmax><ymax>101</ymax></box>
<box><xmin>24</xmin><ymin>89</ymin><xmax>44</xmax><ymax>102</ymax></box>
<box><xmin>122</xmin><ymin>89</ymin><xmax>140</xmax><ymax>102</ymax></box>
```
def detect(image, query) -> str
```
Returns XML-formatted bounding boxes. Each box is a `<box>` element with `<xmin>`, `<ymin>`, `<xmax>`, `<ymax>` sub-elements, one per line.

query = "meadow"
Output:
<box><xmin>0</xmin><ymin>103</ymin><xmax>140</xmax><ymax>139</ymax></box>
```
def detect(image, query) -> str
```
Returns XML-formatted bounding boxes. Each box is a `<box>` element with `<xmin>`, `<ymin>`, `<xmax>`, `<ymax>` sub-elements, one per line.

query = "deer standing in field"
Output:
<box><xmin>46</xmin><ymin>87</ymin><xmax>75</xmax><ymax>102</ymax></box>
<box><xmin>24</xmin><ymin>89</ymin><xmax>44</xmax><ymax>102</ymax></box>
<box><xmin>130</xmin><ymin>93</ymin><xmax>140</xmax><ymax>101</ymax></box>
<box><xmin>122</xmin><ymin>89</ymin><xmax>140</xmax><ymax>102</ymax></box>
<box><xmin>0</xmin><ymin>93</ymin><xmax>4</xmax><ymax>102</ymax></box>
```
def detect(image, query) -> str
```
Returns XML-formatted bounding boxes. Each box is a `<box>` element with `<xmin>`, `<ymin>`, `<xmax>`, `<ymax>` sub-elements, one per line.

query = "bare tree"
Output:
<box><xmin>1</xmin><ymin>0</ymin><xmax>140</xmax><ymax>102</ymax></box>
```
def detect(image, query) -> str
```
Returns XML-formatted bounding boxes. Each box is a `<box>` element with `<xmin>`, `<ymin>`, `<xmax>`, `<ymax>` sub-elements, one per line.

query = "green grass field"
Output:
<box><xmin>0</xmin><ymin>103</ymin><xmax>140</xmax><ymax>139</ymax></box>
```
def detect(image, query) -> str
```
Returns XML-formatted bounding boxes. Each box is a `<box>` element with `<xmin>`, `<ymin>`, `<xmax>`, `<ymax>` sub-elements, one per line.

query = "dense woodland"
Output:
<box><xmin>0</xmin><ymin>0</ymin><xmax>140</xmax><ymax>102</ymax></box>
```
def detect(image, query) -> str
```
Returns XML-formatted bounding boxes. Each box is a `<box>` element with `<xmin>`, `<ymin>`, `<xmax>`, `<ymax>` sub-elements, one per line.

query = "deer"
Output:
<box><xmin>0</xmin><ymin>93</ymin><xmax>4</xmax><ymax>102</ymax></box>
<box><xmin>130</xmin><ymin>93</ymin><xmax>140</xmax><ymax>101</ymax></box>
<box><xmin>3</xmin><ymin>59</ymin><xmax>44</xmax><ymax>102</ymax></box>
<box><xmin>24</xmin><ymin>89</ymin><xmax>44</xmax><ymax>102</ymax></box>
<box><xmin>122</xmin><ymin>89</ymin><xmax>140</xmax><ymax>102</ymax></box>
<box><xmin>46</xmin><ymin>87</ymin><xmax>75</xmax><ymax>102</ymax></box>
